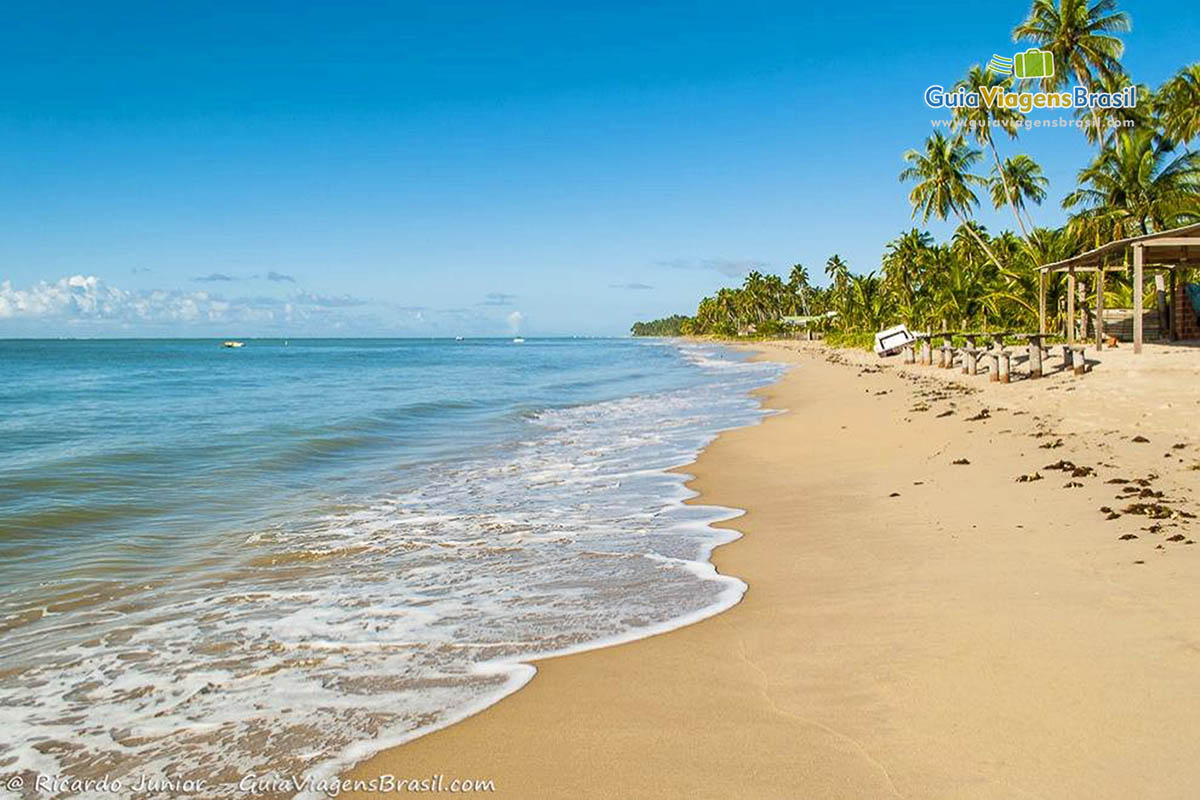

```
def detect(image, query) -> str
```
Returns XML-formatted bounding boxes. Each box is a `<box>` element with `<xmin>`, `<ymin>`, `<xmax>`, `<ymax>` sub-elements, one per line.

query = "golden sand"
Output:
<box><xmin>344</xmin><ymin>340</ymin><xmax>1200</xmax><ymax>799</ymax></box>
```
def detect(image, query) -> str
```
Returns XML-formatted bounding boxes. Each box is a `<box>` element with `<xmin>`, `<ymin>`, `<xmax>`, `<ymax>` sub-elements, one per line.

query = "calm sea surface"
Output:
<box><xmin>0</xmin><ymin>338</ymin><xmax>782</xmax><ymax>793</ymax></box>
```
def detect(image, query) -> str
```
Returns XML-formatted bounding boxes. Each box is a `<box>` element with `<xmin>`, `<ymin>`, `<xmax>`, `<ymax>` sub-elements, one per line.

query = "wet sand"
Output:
<box><xmin>344</xmin><ymin>340</ymin><xmax>1200</xmax><ymax>799</ymax></box>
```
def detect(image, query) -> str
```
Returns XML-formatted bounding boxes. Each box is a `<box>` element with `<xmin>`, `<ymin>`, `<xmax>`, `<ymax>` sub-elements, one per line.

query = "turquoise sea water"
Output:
<box><xmin>0</xmin><ymin>338</ymin><xmax>781</xmax><ymax>791</ymax></box>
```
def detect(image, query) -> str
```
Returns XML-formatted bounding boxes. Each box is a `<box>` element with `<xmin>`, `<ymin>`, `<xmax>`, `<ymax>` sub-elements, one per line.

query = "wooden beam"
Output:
<box><xmin>1096</xmin><ymin>267</ymin><xmax>1105</xmax><ymax>350</ymax></box>
<box><xmin>1067</xmin><ymin>267</ymin><xmax>1076</xmax><ymax>343</ymax></box>
<box><xmin>1038</xmin><ymin>270</ymin><xmax>1047</xmax><ymax>335</ymax></box>
<box><xmin>1136</xmin><ymin>237</ymin><xmax>1200</xmax><ymax>248</ymax></box>
<box><xmin>1133</xmin><ymin>243</ymin><xmax>1144</xmax><ymax>354</ymax></box>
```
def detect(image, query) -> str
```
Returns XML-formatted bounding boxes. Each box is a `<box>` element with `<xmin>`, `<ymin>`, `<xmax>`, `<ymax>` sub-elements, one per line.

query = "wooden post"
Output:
<box><xmin>987</xmin><ymin>352</ymin><xmax>1000</xmax><ymax>382</ymax></box>
<box><xmin>1096</xmin><ymin>267</ymin><xmax>1105</xmax><ymax>350</ymax></box>
<box><xmin>1133</xmin><ymin>244</ymin><xmax>1144</xmax><ymax>354</ymax></box>
<box><xmin>1156</xmin><ymin>273</ymin><xmax>1169</xmax><ymax>341</ymax></box>
<box><xmin>1067</xmin><ymin>267</ymin><xmax>1076</xmax><ymax>343</ymax></box>
<box><xmin>1169</xmin><ymin>270</ymin><xmax>1177</xmax><ymax>340</ymax></box>
<box><xmin>1078</xmin><ymin>278</ymin><xmax>1089</xmax><ymax>340</ymax></box>
<box><xmin>1038</xmin><ymin>270</ymin><xmax>1047</xmax><ymax>335</ymax></box>
<box><xmin>1028</xmin><ymin>337</ymin><xmax>1042</xmax><ymax>378</ymax></box>
<box><xmin>998</xmin><ymin>351</ymin><xmax>1011</xmax><ymax>384</ymax></box>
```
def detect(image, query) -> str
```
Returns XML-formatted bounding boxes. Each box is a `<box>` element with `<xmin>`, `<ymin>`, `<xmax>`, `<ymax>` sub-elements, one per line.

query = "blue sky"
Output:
<box><xmin>1</xmin><ymin>0</ymin><xmax>1196</xmax><ymax>336</ymax></box>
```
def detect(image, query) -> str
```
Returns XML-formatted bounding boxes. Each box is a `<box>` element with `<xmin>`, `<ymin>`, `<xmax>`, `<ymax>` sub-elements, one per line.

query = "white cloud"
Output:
<box><xmin>0</xmin><ymin>275</ymin><xmax>365</xmax><ymax>329</ymax></box>
<box><xmin>0</xmin><ymin>275</ymin><xmax>531</xmax><ymax>337</ymax></box>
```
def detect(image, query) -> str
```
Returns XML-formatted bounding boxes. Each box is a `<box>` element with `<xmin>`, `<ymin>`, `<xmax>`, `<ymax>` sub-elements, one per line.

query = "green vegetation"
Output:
<box><xmin>630</xmin><ymin>315</ymin><xmax>689</xmax><ymax>336</ymax></box>
<box><xmin>632</xmin><ymin>0</ymin><xmax>1199</xmax><ymax>342</ymax></box>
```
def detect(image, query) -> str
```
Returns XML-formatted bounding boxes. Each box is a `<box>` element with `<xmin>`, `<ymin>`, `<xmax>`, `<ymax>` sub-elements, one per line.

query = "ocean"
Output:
<box><xmin>0</xmin><ymin>337</ymin><xmax>782</xmax><ymax>793</ymax></box>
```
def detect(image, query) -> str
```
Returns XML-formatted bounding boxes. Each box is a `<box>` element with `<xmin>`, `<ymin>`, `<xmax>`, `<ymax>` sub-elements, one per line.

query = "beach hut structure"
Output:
<box><xmin>1038</xmin><ymin>222</ymin><xmax>1200</xmax><ymax>354</ymax></box>
<box><xmin>780</xmin><ymin>311</ymin><xmax>838</xmax><ymax>340</ymax></box>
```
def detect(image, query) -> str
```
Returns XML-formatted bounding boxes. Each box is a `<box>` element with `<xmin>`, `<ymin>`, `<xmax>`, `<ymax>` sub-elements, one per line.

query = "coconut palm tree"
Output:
<box><xmin>990</xmin><ymin>154</ymin><xmax>1049</xmax><ymax>233</ymax></box>
<box><xmin>823</xmin><ymin>254</ymin><xmax>851</xmax><ymax>320</ymax></box>
<box><xmin>1157</xmin><ymin>63</ymin><xmax>1200</xmax><ymax>149</ymax></box>
<box><xmin>900</xmin><ymin>131</ymin><xmax>1006</xmax><ymax>271</ymax></box>
<box><xmin>883</xmin><ymin>229</ymin><xmax>933</xmax><ymax>326</ymax></box>
<box><xmin>847</xmin><ymin>273</ymin><xmax>887</xmax><ymax>331</ymax></box>
<box><xmin>953</xmin><ymin>65</ymin><xmax>1032</xmax><ymax>242</ymax></box>
<box><xmin>824</xmin><ymin>255</ymin><xmax>849</xmax><ymax>289</ymax></box>
<box><xmin>1063</xmin><ymin>127</ymin><xmax>1200</xmax><ymax>235</ymax></box>
<box><xmin>787</xmin><ymin>263</ymin><xmax>812</xmax><ymax>315</ymax></box>
<box><xmin>1012</xmin><ymin>0</ymin><xmax>1131</xmax><ymax>146</ymax></box>
<box><xmin>1072</xmin><ymin>73</ymin><xmax>1152</xmax><ymax>146</ymax></box>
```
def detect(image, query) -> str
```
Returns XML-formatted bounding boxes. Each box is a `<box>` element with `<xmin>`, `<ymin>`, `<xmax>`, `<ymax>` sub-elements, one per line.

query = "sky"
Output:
<box><xmin>1</xmin><ymin>0</ymin><xmax>1196</xmax><ymax>337</ymax></box>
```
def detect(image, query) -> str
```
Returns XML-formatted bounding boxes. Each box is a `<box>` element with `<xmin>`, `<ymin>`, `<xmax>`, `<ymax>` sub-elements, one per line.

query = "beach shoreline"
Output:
<box><xmin>343</xmin><ymin>339</ymin><xmax>1200</xmax><ymax>799</ymax></box>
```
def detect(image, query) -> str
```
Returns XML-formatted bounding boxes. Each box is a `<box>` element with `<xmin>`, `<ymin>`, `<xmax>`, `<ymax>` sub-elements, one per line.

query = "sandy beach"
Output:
<box><xmin>344</xmin><ymin>340</ymin><xmax>1200</xmax><ymax>799</ymax></box>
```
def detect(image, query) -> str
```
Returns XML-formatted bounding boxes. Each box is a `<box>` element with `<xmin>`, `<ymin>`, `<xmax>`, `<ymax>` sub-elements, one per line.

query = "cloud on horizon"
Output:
<box><xmin>192</xmin><ymin>272</ymin><xmax>237</xmax><ymax>282</ymax></box>
<box><xmin>477</xmin><ymin>292</ymin><xmax>517</xmax><ymax>306</ymax></box>
<box><xmin>610</xmin><ymin>282</ymin><xmax>654</xmax><ymax>290</ymax></box>
<box><xmin>0</xmin><ymin>275</ymin><xmax>376</xmax><ymax>329</ymax></box>
<box><xmin>0</xmin><ymin>276</ymin><xmax>537</xmax><ymax>337</ymax></box>
<box><xmin>266</xmin><ymin>270</ymin><xmax>296</xmax><ymax>283</ymax></box>
<box><xmin>656</xmin><ymin>257</ymin><xmax>768</xmax><ymax>278</ymax></box>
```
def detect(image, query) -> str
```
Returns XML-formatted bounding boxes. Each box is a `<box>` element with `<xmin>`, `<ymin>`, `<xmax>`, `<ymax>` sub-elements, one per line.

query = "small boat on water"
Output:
<box><xmin>221</xmin><ymin>340</ymin><xmax>245</xmax><ymax>348</ymax></box>
<box><xmin>512</xmin><ymin>337</ymin><xmax>525</xmax><ymax>344</ymax></box>
<box><xmin>455</xmin><ymin>336</ymin><xmax>464</xmax><ymax>341</ymax></box>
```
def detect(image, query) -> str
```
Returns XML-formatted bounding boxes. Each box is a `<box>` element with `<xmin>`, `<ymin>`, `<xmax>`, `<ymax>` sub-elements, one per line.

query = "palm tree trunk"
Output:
<box><xmin>952</xmin><ymin>209</ymin><xmax>1006</xmax><ymax>272</ymax></box>
<box><xmin>1022</xmin><ymin>206</ymin><xmax>1037</xmax><ymax>236</ymax></box>
<box><xmin>988</xmin><ymin>138</ymin><xmax>1033</xmax><ymax>244</ymax></box>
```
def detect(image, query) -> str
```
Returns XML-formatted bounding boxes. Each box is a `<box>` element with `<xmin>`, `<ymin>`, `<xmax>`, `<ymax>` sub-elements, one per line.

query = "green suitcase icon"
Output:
<box><xmin>1014</xmin><ymin>48</ymin><xmax>1054</xmax><ymax>79</ymax></box>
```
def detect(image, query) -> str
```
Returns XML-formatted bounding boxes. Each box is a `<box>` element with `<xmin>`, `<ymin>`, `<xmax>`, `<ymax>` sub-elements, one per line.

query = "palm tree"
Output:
<box><xmin>1013</xmin><ymin>0</ymin><xmax>1131</xmax><ymax>146</ymax></box>
<box><xmin>712</xmin><ymin>288</ymin><xmax>740</xmax><ymax>334</ymax></box>
<box><xmin>787</xmin><ymin>263</ymin><xmax>812</xmax><ymax>315</ymax></box>
<box><xmin>934</xmin><ymin>254</ymin><xmax>988</xmax><ymax>330</ymax></box>
<box><xmin>823</xmin><ymin>254</ymin><xmax>851</xmax><ymax>321</ymax></box>
<box><xmin>990</xmin><ymin>154</ymin><xmax>1049</xmax><ymax>234</ymax></box>
<box><xmin>1063</xmin><ymin>127</ymin><xmax>1200</xmax><ymax>236</ymax></box>
<box><xmin>824</xmin><ymin>255</ymin><xmax>849</xmax><ymax>288</ymax></box>
<box><xmin>847</xmin><ymin>273</ymin><xmax>887</xmax><ymax>331</ymax></box>
<box><xmin>1073</xmin><ymin>73</ymin><xmax>1151</xmax><ymax>147</ymax></box>
<box><xmin>900</xmin><ymin>131</ymin><xmax>1006</xmax><ymax>270</ymax></box>
<box><xmin>953</xmin><ymin>65</ymin><xmax>1031</xmax><ymax>242</ymax></box>
<box><xmin>1157</xmin><ymin>63</ymin><xmax>1200</xmax><ymax>149</ymax></box>
<box><xmin>883</xmin><ymin>229</ymin><xmax>933</xmax><ymax>326</ymax></box>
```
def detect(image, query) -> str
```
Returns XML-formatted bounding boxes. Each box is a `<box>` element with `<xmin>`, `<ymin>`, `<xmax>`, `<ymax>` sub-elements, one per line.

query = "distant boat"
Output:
<box><xmin>512</xmin><ymin>337</ymin><xmax>526</xmax><ymax>344</ymax></box>
<box><xmin>455</xmin><ymin>336</ymin><xmax>464</xmax><ymax>341</ymax></box>
<box><xmin>222</xmin><ymin>340</ymin><xmax>245</xmax><ymax>348</ymax></box>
